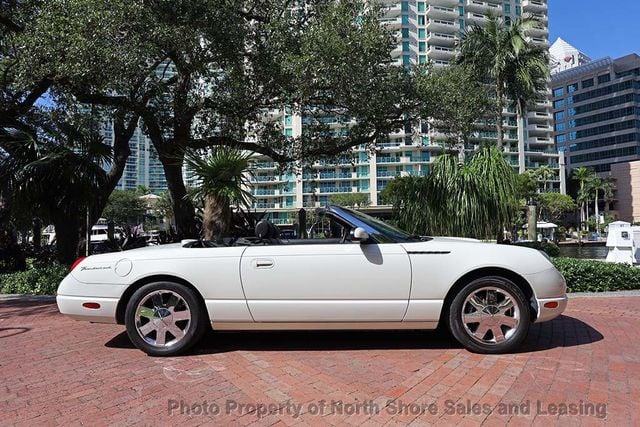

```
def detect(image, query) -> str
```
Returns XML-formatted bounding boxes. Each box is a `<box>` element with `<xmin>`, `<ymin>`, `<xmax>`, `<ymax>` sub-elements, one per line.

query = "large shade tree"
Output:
<box><xmin>19</xmin><ymin>0</ymin><xmax>413</xmax><ymax>240</ymax></box>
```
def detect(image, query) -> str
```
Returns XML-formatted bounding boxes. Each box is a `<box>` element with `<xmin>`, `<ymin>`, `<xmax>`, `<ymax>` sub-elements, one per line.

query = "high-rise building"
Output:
<box><xmin>101</xmin><ymin>121</ymin><xmax>168</xmax><ymax>193</ymax></box>
<box><xmin>249</xmin><ymin>0</ymin><xmax>557</xmax><ymax>224</ymax></box>
<box><xmin>549</xmin><ymin>37</ymin><xmax>591</xmax><ymax>75</ymax></box>
<box><xmin>552</xmin><ymin>54</ymin><xmax>640</xmax><ymax>175</ymax></box>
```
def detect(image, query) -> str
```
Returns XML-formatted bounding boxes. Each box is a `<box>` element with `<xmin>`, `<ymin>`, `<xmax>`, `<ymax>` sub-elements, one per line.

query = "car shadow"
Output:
<box><xmin>105</xmin><ymin>315</ymin><xmax>603</xmax><ymax>355</ymax></box>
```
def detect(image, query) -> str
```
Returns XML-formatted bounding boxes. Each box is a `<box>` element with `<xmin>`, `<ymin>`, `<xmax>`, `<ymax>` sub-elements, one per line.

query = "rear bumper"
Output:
<box><xmin>56</xmin><ymin>273</ymin><xmax>124</xmax><ymax>324</ymax></box>
<box><xmin>56</xmin><ymin>294</ymin><xmax>119</xmax><ymax>324</ymax></box>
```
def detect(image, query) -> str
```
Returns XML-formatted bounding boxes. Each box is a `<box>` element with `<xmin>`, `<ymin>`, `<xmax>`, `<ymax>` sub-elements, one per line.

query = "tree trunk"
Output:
<box><xmin>516</xmin><ymin>102</ymin><xmax>526</xmax><ymax>174</ymax></box>
<box><xmin>203</xmin><ymin>195</ymin><xmax>230</xmax><ymax>242</ymax></box>
<box><xmin>495</xmin><ymin>81</ymin><xmax>504</xmax><ymax>148</ymax></box>
<box><xmin>594</xmin><ymin>189</ymin><xmax>599</xmax><ymax>234</ymax></box>
<box><xmin>158</xmin><ymin>150</ymin><xmax>198</xmax><ymax>240</ymax></box>
<box><xmin>32</xmin><ymin>217</ymin><xmax>42</xmax><ymax>250</ymax></box>
<box><xmin>53</xmin><ymin>215</ymin><xmax>81</xmax><ymax>265</ymax></box>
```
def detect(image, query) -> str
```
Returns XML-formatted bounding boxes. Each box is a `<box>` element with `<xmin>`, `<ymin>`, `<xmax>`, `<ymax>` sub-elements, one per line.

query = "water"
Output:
<box><xmin>558</xmin><ymin>244</ymin><xmax>608</xmax><ymax>260</ymax></box>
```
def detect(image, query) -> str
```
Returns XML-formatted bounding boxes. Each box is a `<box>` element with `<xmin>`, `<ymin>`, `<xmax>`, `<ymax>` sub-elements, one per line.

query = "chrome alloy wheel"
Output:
<box><xmin>135</xmin><ymin>290</ymin><xmax>192</xmax><ymax>348</ymax></box>
<box><xmin>461</xmin><ymin>286</ymin><xmax>520</xmax><ymax>345</ymax></box>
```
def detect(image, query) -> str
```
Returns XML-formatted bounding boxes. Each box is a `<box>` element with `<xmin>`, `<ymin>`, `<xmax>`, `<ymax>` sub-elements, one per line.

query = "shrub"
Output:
<box><xmin>0</xmin><ymin>264</ymin><xmax>68</xmax><ymax>295</ymax></box>
<box><xmin>513</xmin><ymin>241</ymin><xmax>560</xmax><ymax>258</ymax></box>
<box><xmin>552</xmin><ymin>257</ymin><xmax>640</xmax><ymax>293</ymax></box>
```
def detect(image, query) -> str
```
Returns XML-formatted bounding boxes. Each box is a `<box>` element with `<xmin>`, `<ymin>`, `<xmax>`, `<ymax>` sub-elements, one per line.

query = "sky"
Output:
<box><xmin>548</xmin><ymin>0</ymin><xmax>640</xmax><ymax>61</ymax></box>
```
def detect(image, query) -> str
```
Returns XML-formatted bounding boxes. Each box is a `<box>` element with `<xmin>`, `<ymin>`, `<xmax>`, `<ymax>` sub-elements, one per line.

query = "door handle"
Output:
<box><xmin>253</xmin><ymin>259</ymin><xmax>274</xmax><ymax>269</ymax></box>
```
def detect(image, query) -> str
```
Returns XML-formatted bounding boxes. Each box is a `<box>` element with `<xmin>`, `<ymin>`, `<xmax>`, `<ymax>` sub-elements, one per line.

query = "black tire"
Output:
<box><xmin>125</xmin><ymin>282</ymin><xmax>208</xmax><ymax>356</ymax></box>
<box><xmin>448</xmin><ymin>276</ymin><xmax>530</xmax><ymax>354</ymax></box>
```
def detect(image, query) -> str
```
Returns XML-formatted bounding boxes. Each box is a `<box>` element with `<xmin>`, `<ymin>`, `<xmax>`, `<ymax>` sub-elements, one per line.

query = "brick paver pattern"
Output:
<box><xmin>0</xmin><ymin>296</ymin><xmax>638</xmax><ymax>426</ymax></box>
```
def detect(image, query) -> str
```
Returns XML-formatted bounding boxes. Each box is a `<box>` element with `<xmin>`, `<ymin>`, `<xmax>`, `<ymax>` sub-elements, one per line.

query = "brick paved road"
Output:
<box><xmin>1</xmin><ymin>296</ymin><xmax>638</xmax><ymax>426</ymax></box>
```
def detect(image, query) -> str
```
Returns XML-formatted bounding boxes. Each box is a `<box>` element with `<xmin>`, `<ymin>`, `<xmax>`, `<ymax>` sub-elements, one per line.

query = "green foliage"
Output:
<box><xmin>0</xmin><ymin>263</ymin><xmax>68</xmax><ymax>295</ymax></box>
<box><xmin>538</xmin><ymin>192</ymin><xmax>577</xmax><ymax>222</ymax></box>
<box><xmin>384</xmin><ymin>146</ymin><xmax>518</xmax><ymax>239</ymax></box>
<box><xmin>102</xmin><ymin>189</ymin><xmax>147</xmax><ymax>226</ymax></box>
<box><xmin>512</xmin><ymin>241</ymin><xmax>560</xmax><ymax>258</ymax></box>
<box><xmin>329</xmin><ymin>193</ymin><xmax>370</xmax><ymax>207</ymax></box>
<box><xmin>553</xmin><ymin>258</ymin><xmax>640</xmax><ymax>293</ymax></box>
<box><xmin>415</xmin><ymin>64</ymin><xmax>491</xmax><ymax>146</ymax></box>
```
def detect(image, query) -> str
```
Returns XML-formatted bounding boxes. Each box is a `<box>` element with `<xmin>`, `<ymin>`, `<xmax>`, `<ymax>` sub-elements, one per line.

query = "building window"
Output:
<box><xmin>515</xmin><ymin>5</ymin><xmax>521</xmax><ymax>15</ymax></box>
<box><xmin>459</xmin><ymin>6</ymin><xmax>464</xmax><ymax>16</ymax></box>
<box><xmin>403</xmin><ymin>15</ymin><xmax>410</xmax><ymax>25</ymax></box>
<box><xmin>582</xmin><ymin>78</ymin><xmax>594</xmax><ymax>88</ymax></box>
<box><xmin>417</xmin><ymin>2</ymin><xmax>425</xmax><ymax>12</ymax></box>
<box><xmin>417</xmin><ymin>15</ymin><xmax>425</xmax><ymax>25</ymax></box>
<box><xmin>402</xmin><ymin>41</ymin><xmax>410</xmax><ymax>52</ymax></box>
<box><xmin>402</xmin><ymin>1</ymin><xmax>409</xmax><ymax>12</ymax></box>
<box><xmin>553</xmin><ymin>87</ymin><xmax>564</xmax><ymax>97</ymax></box>
<box><xmin>403</xmin><ymin>55</ymin><xmax>411</xmax><ymax>66</ymax></box>
<box><xmin>554</xmin><ymin>111</ymin><xmax>565</xmax><ymax>121</ymax></box>
<box><xmin>459</xmin><ymin>19</ymin><xmax>465</xmax><ymax>29</ymax></box>
<box><xmin>418</xmin><ymin>28</ymin><xmax>426</xmax><ymax>39</ymax></box>
<box><xmin>504</xmin><ymin>3</ymin><xmax>511</xmax><ymax>13</ymax></box>
<box><xmin>402</xmin><ymin>28</ymin><xmax>409</xmax><ymax>38</ymax></box>
<box><xmin>418</xmin><ymin>42</ymin><xmax>426</xmax><ymax>52</ymax></box>
<box><xmin>598</xmin><ymin>74</ymin><xmax>611</xmax><ymax>84</ymax></box>
<box><xmin>553</xmin><ymin>99</ymin><xmax>565</xmax><ymax>109</ymax></box>
<box><xmin>419</xmin><ymin>55</ymin><xmax>427</xmax><ymax>64</ymax></box>
<box><xmin>567</xmin><ymin>83</ymin><xmax>578</xmax><ymax>93</ymax></box>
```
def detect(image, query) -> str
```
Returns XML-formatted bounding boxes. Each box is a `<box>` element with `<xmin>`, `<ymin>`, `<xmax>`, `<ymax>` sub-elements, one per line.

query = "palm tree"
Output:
<box><xmin>571</xmin><ymin>167</ymin><xmax>595</xmax><ymax>230</ymax></box>
<box><xmin>185</xmin><ymin>148</ymin><xmax>255</xmax><ymax>241</ymax></box>
<box><xmin>0</xmin><ymin>128</ymin><xmax>112</xmax><ymax>264</ymax></box>
<box><xmin>505</xmin><ymin>42</ymin><xmax>549</xmax><ymax>173</ymax></box>
<box><xmin>457</xmin><ymin>13</ymin><xmax>542</xmax><ymax>148</ymax></box>
<box><xmin>601</xmin><ymin>178</ymin><xmax>616</xmax><ymax>215</ymax></box>
<box><xmin>534</xmin><ymin>165</ymin><xmax>555</xmax><ymax>193</ymax></box>
<box><xmin>588</xmin><ymin>176</ymin><xmax>606</xmax><ymax>234</ymax></box>
<box><xmin>385</xmin><ymin>146</ymin><xmax>518</xmax><ymax>239</ymax></box>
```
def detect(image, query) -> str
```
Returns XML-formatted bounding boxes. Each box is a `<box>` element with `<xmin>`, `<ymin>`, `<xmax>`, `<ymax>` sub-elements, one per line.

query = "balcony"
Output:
<box><xmin>522</xmin><ymin>0</ymin><xmax>547</xmax><ymax>13</ymax></box>
<box><xmin>380</xmin><ymin>16</ymin><xmax>402</xmax><ymax>31</ymax></box>
<box><xmin>428</xmin><ymin>0</ymin><xmax>458</xmax><ymax>6</ymax></box>
<box><xmin>464</xmin><ymin>0</ymin><xmax>500</xmax><ymax>13</ymax></box>
<box><xmin>253</xmin><ymin>175</ymin><xmax>276</xmax><ymax>182</ymax></box>
<box><xmin>426</xmin><ymin>5</ymin><xmax>457</xmax><ymax>20</ymax></box>
<box><xmin>376</xmin><ymin>157</ymin><xmax>401</xmax><ymax>163</ymax></box>
<box><xmin>426</xmin><ymin>18</ymin><xmax>456</xmax><ymax>33</ymax></box>
<box><xmin>318</xmin><ymin>172</ymin><xmax>353</xmax><ymax>180</ymax></box>
<box><xmin>426</xmin><ymin>31</ymin><xmax>457</xmax><ymax>47</ymax></box>
<box><xmin>427</xmin><ymin>45</ymin><xmax>455</xmax><ymax>60</ymax></box>
<box><xmin>465</xmin><ymin>12</ymin><xmax>488</xmax><ymax>25</ymax></box>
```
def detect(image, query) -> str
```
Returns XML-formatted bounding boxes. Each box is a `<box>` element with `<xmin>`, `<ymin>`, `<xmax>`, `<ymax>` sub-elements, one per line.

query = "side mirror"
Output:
<box><xmin>352</xmin><ymin>227</ymin><xmax>370</xmax><ymax>243</ymax></box>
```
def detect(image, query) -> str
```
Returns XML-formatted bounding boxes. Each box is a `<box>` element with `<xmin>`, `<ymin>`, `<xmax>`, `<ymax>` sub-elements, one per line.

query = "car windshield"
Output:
<box><xmin>338</xmin><ymin>206</ymin><xmax>424</xmax><ymax>243</ymax></box>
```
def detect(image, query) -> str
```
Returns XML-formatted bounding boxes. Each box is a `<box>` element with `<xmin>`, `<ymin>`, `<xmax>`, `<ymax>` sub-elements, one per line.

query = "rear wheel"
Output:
<box><xmin>448</xmin><ymin>276</ymin><xmax>530</xmax><ymax>354</ymax></box>
<box><xmin>125</xmin><ymin>282</ymin><xmax>207</xmax><ymax>356</ymax></box>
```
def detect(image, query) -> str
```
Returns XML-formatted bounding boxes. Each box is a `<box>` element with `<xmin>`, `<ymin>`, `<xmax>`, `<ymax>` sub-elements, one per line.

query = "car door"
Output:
<box><xmin>239</xmin><ymin>242</ymin><xmax>411</xmax><ymax>322</ymax></box>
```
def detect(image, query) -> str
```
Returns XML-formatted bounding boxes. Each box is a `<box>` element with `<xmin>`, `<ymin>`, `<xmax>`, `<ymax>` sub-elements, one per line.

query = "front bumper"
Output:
<box><xmin>534</xmin><ymin>295</ymin><xmax>568</xmax><ymax>323</ymax></box>
<box><xmin>526</xmin><ymin>266</ymin><xmax>568</xmax><ymax>323</ymax></box>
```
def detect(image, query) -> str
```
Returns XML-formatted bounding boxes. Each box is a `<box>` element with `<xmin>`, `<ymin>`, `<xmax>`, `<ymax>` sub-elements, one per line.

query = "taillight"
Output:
<box><xmin>70</xmin><ymin>256</ymin><xmax>87</xmax><ymax>272</ymax></box>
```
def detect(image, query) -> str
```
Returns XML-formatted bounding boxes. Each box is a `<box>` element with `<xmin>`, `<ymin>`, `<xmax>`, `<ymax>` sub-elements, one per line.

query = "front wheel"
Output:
<box><xmin>125</xmin><ymin>282</ymin><xmax>207</xmax><ymax>356</ymax></box>
<box><xmin>448</xmin><ymin>276</ymin><xmax>530</xmax><ymax>354</ymax></box>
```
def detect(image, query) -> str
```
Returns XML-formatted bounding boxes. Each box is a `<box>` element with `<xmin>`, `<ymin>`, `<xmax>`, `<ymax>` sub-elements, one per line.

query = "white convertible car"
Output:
<box><xmin>57</xmin><ymin>205</ymin><xmax>567</xmax><ymax>356</ymax></box>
